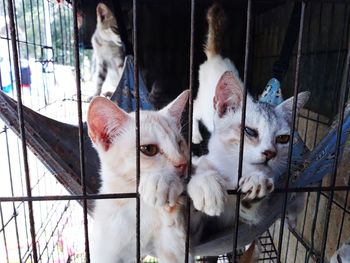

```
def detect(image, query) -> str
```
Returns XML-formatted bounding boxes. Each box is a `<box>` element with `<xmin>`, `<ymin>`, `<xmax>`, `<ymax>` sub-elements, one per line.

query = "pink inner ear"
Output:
<box><xmin>96</xmin><ymin>4</ymin><xmax>109</xmax><ymax>20</ymax></box>
<box><xmin>214</xmin><ymin>71</ymin><xmax>243</xmax><ymax>118</ymax></box>
<box><xmin>87</xmin><ymin>98</ymin><xmax>128</xmax><ymax>151</ymax></box>
<box><xmin>166</xmin><ymin>90</ymin><xmax>189</xmax><ymax>128</ymax></box>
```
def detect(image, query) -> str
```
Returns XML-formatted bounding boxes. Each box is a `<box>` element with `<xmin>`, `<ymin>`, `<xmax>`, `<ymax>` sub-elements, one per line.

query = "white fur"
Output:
<box><xmin>192</xmin><ymin>55</ymin><xmax>239</xmax><ymax>143</ymax></box>
<box><xmin>189</xmin><ymin>65</ymin><xmax>309</xmax><ymax>225</ymax></box>
<box><xmin>88</xmin><ymin>91</ymin><xmax>192</xmax><ymax>262</ymax></box>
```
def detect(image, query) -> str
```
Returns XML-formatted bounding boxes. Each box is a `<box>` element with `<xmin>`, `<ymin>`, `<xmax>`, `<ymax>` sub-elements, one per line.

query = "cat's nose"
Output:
<box><xmin>175</xmin><ymin>162</ymin><xmax>188</xmax><ymax>175</ymax></box>
<box><xmin>263</xmin><ymin>150</ymin><xmax>277</xmax><ymax>161</ymax></box>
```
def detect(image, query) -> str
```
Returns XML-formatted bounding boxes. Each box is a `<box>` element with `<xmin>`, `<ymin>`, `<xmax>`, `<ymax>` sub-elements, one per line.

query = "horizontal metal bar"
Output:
<box><xmin>0</xmin><ymin>193</ymin><xmax>138</xmax><ymax>202</ymax></box>
<box><xmin>1</xmin><ymin>185</ymin><xmax>350</xmax><ymax>203</ymax></box>
<box><xmin>0</xmin><ymin>36</ymin><xmax>53</xmax><ymax>50</ymax></box>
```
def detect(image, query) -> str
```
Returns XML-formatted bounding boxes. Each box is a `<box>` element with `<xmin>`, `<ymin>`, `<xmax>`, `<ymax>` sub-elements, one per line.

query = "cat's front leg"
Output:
<box><xmin>139</xmin><ymin>173</ymin><xmax>184</xmax><ymax>208</ymax></box>
<box><xmin>187</xmin><ymin>157</ymin><xmax>227</xmax><ymax>216</ymax></box>
<box><xmin>192</xmin><ymin>118</ymin><xmax>203</xmax><ymax>144</ymax></box>
<box><xmin>155</xmin><ymin>224</ymin><xmax>193</xmax><ymax>263</ymax></box>
<box><xmin>192</xmin><ymin>100</ymin><xmax>203</xmax><ymax>144</ymax></box>
<box><xmin>238</xmin><ymin>171</ymin><xmax>274</xmax><ymax>201</ymax></box>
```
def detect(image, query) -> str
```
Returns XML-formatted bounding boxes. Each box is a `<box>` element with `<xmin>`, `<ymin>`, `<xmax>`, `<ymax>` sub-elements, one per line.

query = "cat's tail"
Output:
<box><xmin>205</xmin><ymin>2</ymin><xmax>227</xmax><ymax>59</ymax></box>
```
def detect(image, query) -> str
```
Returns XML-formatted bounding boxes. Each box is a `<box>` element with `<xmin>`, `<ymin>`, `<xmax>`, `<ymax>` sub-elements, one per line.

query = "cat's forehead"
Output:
<box><xmin>133</xmin><ymin>111</ymin><xmax>179</xmax><ymax>140</ymax></box>
<box><xmin>246</xmin><ymin>101</ymin><xmax>287</xmax><ymax>130</ymax></box>
<box><xmin>246</xmin><ymin>101</ymin><xmax>275</xmax><ymax>120</ymax></box>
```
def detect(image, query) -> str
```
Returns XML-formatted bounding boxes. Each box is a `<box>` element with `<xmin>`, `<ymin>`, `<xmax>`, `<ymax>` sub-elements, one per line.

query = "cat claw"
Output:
<box><xmin>187</xmin><ymin>172</ymin><xmax>226</xmax><ymax>216</ymax></box>
<box><xmin>239</xmin><ymin>172</ymin><xmax>274</xmax><ymax>201</ymax></box>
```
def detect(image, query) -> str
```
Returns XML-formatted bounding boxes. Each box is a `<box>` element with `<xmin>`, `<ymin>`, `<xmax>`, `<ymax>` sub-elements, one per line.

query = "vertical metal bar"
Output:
<box><xmin>132</xmin><ymin>0</ymin><xmax>141</xmax><ymax>261</ymax></box>
<box><xmin>67</xmin><ymin>6</ymin><xmax>73</xmax><ymax>65</ymax></box>
<box><xmin>58</xmin><ymin>5</ymin><xmax>64</xmax><ymax>64</ymax></box>
<box><xmin>4</xmin><ymin>129</ymin><xmax>22</xmax><ymax>263</ymax></box>
<box><xmin>307</xmin><ymin>3</ymin><xmax>347</xmax><ymax>262</ymax></box>
<box><xmin>29</xmin><ymin>0</ymin><xmax>37</xmax><ymax>59</ymax></box>
<box><xmin>320</xmin><ymin>7</ymin><xmax>350</xmax><ymax>261</ymax></box>
<box><xmin>41</xmin><ymin>0</ymin><xmax>48</xmax><ymax>46</ymax></box>
<box><xmin>294</xmin><ymin>3</ymin><xmax>326</xmax><ymax>260</ymax></box>
<box><xmin>185</xmin><ymin>0</ymin><xmax>195</xmax><ymax>262</ymax></box>
<box><xmin>6</xmin><ymin>0</ymin><xmax>38</xmax><ymax>261</ymax></box>
<box><xmin>336</xmin><ymin>173</ymin><xmax>350</xmax><ymax>248</ymax></box>
<box><xmin>277</xmin><ymin>2</ymin><xmax>306</xmax><ymax>262</ymax></box>
<box><xmin>0</xmin><ymin>203</ymin><xmax>10</xmax><ymax>263</ymax></box>
<box><xmin>35</xmin><ymin>0</ymin><xmax>43</xmax><ymax>59</ymax></box>
<box><xmin>72</xmin><ymin>0</ymin><xmax>90</xmax><ymax>262</ymax></box>
<box><xmin>233</xmin><ymin>0</ymin><xmax>251</xmax><ymax>255</ymax></box>
<box><xmin>20</xmin><ymin>0</ymin><xmax>30</xmax><ymax>59</ymax></box>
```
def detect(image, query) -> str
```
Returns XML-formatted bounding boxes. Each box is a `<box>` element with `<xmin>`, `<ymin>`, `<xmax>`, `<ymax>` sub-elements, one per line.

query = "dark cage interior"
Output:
<box><xmin>0</xmin><ymin>0</ymin><xmax>349</xmax><ymax>263</ymax></box>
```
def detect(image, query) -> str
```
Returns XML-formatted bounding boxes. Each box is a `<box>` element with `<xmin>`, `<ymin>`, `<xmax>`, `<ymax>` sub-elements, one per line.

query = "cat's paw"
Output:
<box><xmin>192</xmin><ymin>132</ymin><xmax>203</xmax><ymax>144</ymax></box>
<box><xmin>239</xmin><ymin>172</ymin><xmax>274</xmax><ymax>201</ymax></box>
<box><xmin>192</xmin><ymin>120</ymin><xmax>203</xmax><ymax>144</ymax></box>
<box><xmin>187</xmin><ymin>172</ymin><xmax>226</xmax><ymax>216</ymax></box>
<box><xmin>139</xmin><ymin>174</ymin><xmax>184</xmax><ymax>208</ymax></box>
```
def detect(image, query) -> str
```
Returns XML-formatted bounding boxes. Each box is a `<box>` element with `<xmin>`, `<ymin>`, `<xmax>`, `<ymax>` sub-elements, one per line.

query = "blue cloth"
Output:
<box><xmin>110</xmin><ymin>56</ymin><xmax>154</xmax><ymax>112</ymax></box>
<box><xmin>295</xmin><ymin>108</ymin><xmax>350</xmax><ymax>187</ymax></box>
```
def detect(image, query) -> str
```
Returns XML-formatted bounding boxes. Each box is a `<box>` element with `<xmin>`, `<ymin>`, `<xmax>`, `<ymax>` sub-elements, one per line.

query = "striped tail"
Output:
<box><xmin>205</xmin><ymin>2</ymin><xmax>227</xmax><ymax>58</ymax></box>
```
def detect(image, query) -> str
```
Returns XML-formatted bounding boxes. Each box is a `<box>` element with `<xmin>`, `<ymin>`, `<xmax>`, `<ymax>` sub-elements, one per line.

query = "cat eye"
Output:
<box><xmin>140</xmin><ymin>144</ymin><xmax>159</xmax><ymax>156</ymax></box>
<box><xmin>244</xmin><ymin>127</ymin><xmax>258</xmax><ymax>138</ymax></box>
<box><xmin>276</xmin><ymin>135</ymin><xmax>290</xmax><ymax>144</ymax></box>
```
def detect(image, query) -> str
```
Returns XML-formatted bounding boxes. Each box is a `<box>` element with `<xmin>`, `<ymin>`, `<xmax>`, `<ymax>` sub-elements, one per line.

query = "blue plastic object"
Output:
<box><xmin>259</xmin><ymin>78</ymin><xmax>284</xmax><ymax>106</ymax></box>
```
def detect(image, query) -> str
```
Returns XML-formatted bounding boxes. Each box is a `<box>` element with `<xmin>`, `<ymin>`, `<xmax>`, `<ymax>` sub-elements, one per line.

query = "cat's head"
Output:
<box><xmin>87</xmin><ymin>90</ymin><xmax>190</xmax><ymax>185</ymax></box>
<box><xmin>94</xmin><ymin>3</ymin><xmax>122</xmax><ymax>45</ymax></box>
<box><xmin>212</xmin><ymin>71</ymin><xmax>310</xmax><ymax>172</ymax></box>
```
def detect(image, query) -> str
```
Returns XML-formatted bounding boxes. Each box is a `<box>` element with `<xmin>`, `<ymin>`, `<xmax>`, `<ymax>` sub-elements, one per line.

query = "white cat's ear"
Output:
<box><xmin>214</xmin><ymin>71</ymin><xmax>244</xmax><ymax>117</ymax></box>
<box><xmin>160</xmin><ymin>90</ymin><xmax>189</xmax><ymax>128</ymax></box>
<box><xmin>87</xmin><ymin>97</ymin><xmax>130</xmax><ymax>151</ymax></box>
<box><xmin>275</xmin><ymin>91</ymin><xmax>310</xmax><ymax>125</ymax></box>
<box><xmin>96</xmin><ymin>3</ymin><xmax>113</xmax><ymax>22</ymax></box>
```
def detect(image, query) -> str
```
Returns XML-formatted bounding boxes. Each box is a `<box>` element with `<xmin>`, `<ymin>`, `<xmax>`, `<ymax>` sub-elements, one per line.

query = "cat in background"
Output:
<box><xmin>89</xmin><ymin>3</ymin><xmax>125</xmax><ymax>101</ymax></box>
<box><xmin>87</xmin><ymin>90</ymin><xmax>191</xmax><ymax>262</ymax></box>
<box><xmin>188</xmin><ymin>3</ymin><xmax>309</xmax><ymax>226</ymax></box>
<box><xmin>192</xmin><ymin>2</ymin><xmax>239</xmax><ymax>144</ymax></box>
<box><xmin>330</xmin><ymin>238</ymin><xmax>350</xmax><ymax>263</ymax></box>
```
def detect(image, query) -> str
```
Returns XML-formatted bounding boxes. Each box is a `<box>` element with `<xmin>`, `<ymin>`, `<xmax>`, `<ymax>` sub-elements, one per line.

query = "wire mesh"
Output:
<box><xmin>0</xmin><ymin>0</ymin><xmax>349</xmax><ymax>263</ymax></box>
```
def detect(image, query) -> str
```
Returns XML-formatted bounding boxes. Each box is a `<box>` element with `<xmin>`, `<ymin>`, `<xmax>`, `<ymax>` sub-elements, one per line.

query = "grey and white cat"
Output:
<box><xmin>89</xmin><ymin>3</ymin><xmax>125</xmax><ymax>101</ymax></box>
<box><xmin>331</xmin><ymin>238</ymin><xmax>350</xmax><ymax>263</ymax></box>
<box><xmin>188</xmin><ymin>3</ymin><xmax>309</xmax><ymax>225</ymax></box>
<box><xmin>87</xmin><ymin>91</ymin><xmax>191</xmax><ymax>262</ymax></box>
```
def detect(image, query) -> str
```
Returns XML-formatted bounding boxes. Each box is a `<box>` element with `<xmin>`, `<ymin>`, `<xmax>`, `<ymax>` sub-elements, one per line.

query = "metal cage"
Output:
<box><xmin>0</xmin><ymin>0</ymin><xmax>349</xmax><ymax>262</ymax></box>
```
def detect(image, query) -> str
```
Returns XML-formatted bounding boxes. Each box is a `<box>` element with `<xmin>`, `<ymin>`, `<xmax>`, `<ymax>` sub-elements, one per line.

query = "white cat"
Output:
<box><xmin>89</xmin><ymin>3</ymin><xmax>125</xmax><ymax>101</ymax></box>
<box><xmin>188</xmin><ymin>3</ymin><xmax>309</xmax><ymax>225</ymax></box>
<box><xmin>331</xmin><ymin>238</ymin><xmax>350</xmax><ymax>263</ymax></box>
<box><xmin>87</xmin><ymin>90</ymin><xmax>191</xmax><ymax>262</ymax></box>
<box><xmin>189</xmin><ymin>70</ymin><xmax>309</xmax><ymax>225</ymax></box>
<box><xmin>192</xmin><ymin>2</ymin><xmax>239</xmax><ymax>144</ymax></box>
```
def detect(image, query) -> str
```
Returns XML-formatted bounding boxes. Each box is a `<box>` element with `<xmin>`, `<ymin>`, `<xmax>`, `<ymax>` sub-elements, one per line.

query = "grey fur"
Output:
<box><xmin>90</xmin><ymin>3</ymin><xmax>125</xmax><ymax>100</ymax></box>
